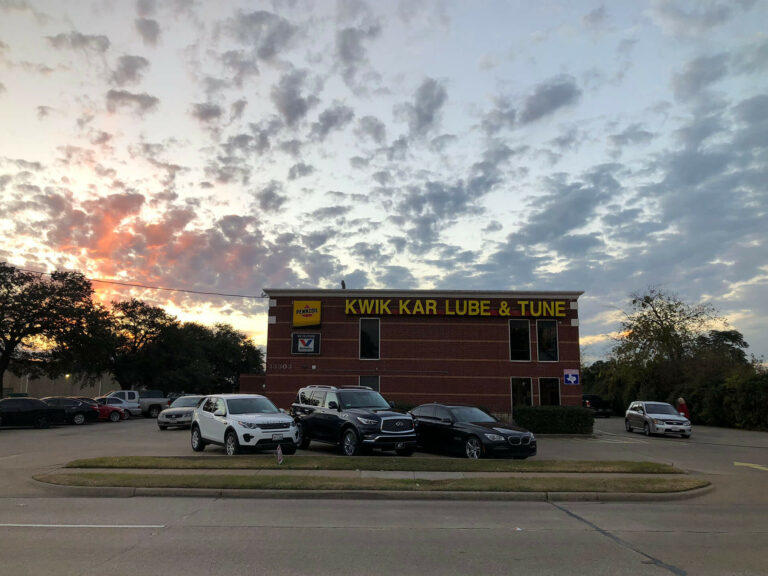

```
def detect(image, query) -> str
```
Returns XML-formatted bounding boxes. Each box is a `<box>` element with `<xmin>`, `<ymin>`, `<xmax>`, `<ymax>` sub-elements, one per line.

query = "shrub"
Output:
<box><xmin>513</xmin><ymin>406</ymin><xmax>594</xmax><ymax>434</ymax></box>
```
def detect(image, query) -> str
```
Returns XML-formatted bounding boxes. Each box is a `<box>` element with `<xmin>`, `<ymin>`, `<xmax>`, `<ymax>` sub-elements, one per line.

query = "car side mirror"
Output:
<box><xmin>328</xmin><ymin>401</ymin><xmax>339</xmax><ymax>410</ymax></box>
<box><xmin>214</xmin><ymin>408</ymin><xmax>226</xmax><ymax>417</ymax></box>
<box><xmin>679</xmin><ymin>412</ymin><xmax>685</xmax><ymax>416</ymax></box>
<box><xmin>388</xmin><ymin>400</ymin><xmax>395</xmax><ymax>408</ymax></box>
<box><xmin>441</xmin><ymin>417</ymin><xmax>452</xmax><ymax>424</ymax></box>
<box><xmin>279</xmin><ymin>408</ymin><xmax>287</xmax><ymax>414</ymax></box>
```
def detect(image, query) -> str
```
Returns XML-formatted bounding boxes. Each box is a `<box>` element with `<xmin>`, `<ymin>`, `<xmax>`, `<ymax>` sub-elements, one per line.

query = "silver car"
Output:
<box><xmin>625</xmin><ymin>401</ymin><xmax>691</xmax><ymax>438</ymax></box>
<box><xmin>158</xmin><ymin>395</ymin><xmax>204</xmax><ymax>430</ymax></box>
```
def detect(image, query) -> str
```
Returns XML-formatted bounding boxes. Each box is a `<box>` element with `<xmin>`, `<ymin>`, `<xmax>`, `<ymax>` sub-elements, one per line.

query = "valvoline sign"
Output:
<box><xmin>293</xmin><ymin>300</ymin><xmax>322</xmax><ymax>327</ymax></box>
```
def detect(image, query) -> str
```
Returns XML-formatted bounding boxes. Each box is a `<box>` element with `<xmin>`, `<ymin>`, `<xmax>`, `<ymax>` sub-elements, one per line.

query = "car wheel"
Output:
<box><xmin>643</xmin><ymin>422</ymin><xmax>651</xmax><ymax>436</ymax></box>
<box><xmin>282</xmin><ymin>444</ymin><xmax>297</xmax><ymax>455</ymax></box>
<box><xmin>73</xmin><ymin>413</ymin><xmax>86</xmax><ymax>425</ymax></box>
<box><xmin>395</xmin><ymin>448</ymin><xmax>414</xmax><ymax>457</ymax></box>
<box><xmin>225</xmin><ymin>430</ymin><xmax>240</xmax><ymax>456</ymax></box>
<box><xmin>341</xmin><ymin>429</ymin><xmax>361</xmax><ymax>456</ymax></box>
<box><xmin>149</xmin><ymin>406</ymin><xmax>160</xmax><ymax>418</ymax></box>
<box><xmin>34</xmin><ymin>415</ymin><xmax>50</xmax><ymax>429</ymax></box>
<box><xmin>190</xmin><ymin>426</ymin><xmax>206</xmax><ymax>452</ymax></box>
<box><xmin>625</xmin><ymin>419</ymin><xmax>632</xmax><ymax>433</ymax></box>
<box><xmin>297</xmin><ymin>423</ymin><xmax>311</xmax><ymax>449</ymax></box>
<box><xmin>108</xmin><ymin>411</ymin><xmax>120</xmax><ymax>423</ymax></box>
<box><xmin>464</xmin><ymin>436</ymin><xmax>482</xmax><ymax>459</ymax></box>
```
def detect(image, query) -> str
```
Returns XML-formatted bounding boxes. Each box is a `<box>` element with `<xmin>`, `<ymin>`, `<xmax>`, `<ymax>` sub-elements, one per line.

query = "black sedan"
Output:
<box><xmin>410</xmin><ymin>403</ymin><xmax>537</xmax><ymax>459</ymax></box>
<box><xmin>0</xmin><ymin>397</ymin><xmax>66</xmax><ymax>429</ymax></box>
<box><xmin>41</xmin><ymin>397</ymin><xmax>100</xmax><ymax>425</ymax></box>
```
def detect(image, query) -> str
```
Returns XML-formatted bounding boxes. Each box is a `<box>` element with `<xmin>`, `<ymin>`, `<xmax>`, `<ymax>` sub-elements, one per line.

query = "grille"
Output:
<box><xmin>665</xmin><ymin>420</ymin><xmax>685</xmax><ymax>426</ymax></box>
<box><xmin>509</xmin><ymin>435</ymin><xmax>532</xmax><ymax>446</ymax></box>
<box><xmin>381</xmin><ymin>418</ymin><xmax>414</xmax><ymax>433</ymax></box>
<box><xmin>258</xmin><ymin>422</ymin><xmax>291</xmax><ymax>430</ymax></box>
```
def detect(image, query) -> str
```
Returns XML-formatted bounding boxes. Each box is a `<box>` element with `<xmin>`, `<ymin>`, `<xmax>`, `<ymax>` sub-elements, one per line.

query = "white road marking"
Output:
<box><xmin>0</xmin><ymin>524</ymin><xmax>165</xmax><ymax>529</ymax></box>
<box><xmin>734</xmin><ymin>462</ymin><xmax>768</xmax><ymax>472</ymax></box>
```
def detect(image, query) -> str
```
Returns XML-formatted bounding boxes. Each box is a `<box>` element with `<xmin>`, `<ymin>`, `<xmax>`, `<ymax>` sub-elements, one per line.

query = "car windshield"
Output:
<box><xmin>226</xmin><ymin>397</ymin><xmax>279</xmax><ymax>415</ymax></box>
<box><xmin>645</xmin><ymin>403</ymin><xmax>679</xmax><ymax>415</ymax></box>
<box><xmin>450</xmin><ymin>406</ymin><xmax>497</xmax><ymax>423</ymax></box>
<box><xmin>338</xmin><ymin>390</ymin><xmax>390</xmax><ymax>409</ymax></box>
<box><xmin>171</xmin><ymin>396</ymin><xmax>202</xmax><ymax>408</ymax></box>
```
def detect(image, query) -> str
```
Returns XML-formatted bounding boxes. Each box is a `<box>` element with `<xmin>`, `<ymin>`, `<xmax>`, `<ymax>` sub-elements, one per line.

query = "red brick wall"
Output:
<box><xmin>262</xmin><ymin>293</ymin><xmax>581</xmax><ymax>412</ymax></box>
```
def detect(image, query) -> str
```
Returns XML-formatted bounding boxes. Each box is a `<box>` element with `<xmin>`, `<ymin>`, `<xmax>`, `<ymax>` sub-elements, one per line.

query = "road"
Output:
<box><xmin>1</xmin><ymin>416</ymin><xmax>767</xmax><ymax>575</ymax></box>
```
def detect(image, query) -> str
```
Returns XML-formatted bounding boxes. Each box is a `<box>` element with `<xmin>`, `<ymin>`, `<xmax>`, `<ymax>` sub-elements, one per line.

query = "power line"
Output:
<box><xmin>14</xmin><ymin>267</ymin><xmax>265</xmax><ymax>300</ymax></box>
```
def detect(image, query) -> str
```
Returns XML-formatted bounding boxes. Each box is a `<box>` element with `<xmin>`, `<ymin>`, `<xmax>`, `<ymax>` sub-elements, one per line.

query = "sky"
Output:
<box><xmin>1</xmin><ymin>0</ymin><xmax>766</xmax><ymax>364</ymax></box>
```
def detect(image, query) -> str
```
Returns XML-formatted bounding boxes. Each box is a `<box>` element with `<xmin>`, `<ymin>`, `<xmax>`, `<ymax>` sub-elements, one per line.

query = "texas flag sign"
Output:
<box><xmin>564</xmin><ymin>369</ymin><xmax>580</xmax><ymax>385</ymax></box>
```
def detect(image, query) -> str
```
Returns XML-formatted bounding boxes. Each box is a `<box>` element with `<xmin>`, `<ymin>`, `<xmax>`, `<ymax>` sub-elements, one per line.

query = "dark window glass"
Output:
<box><xmin>450</xmin><ymin>406</ymin><xmax>495</xmax><ymax>423</ymax></box>
<box><xmin>435</xmin><ymin>406</ymin><xmax>453</xmax><ymax>421</ymax></box>
<box><xmin>203</xmin><ymin>398</ymin><xmax>217</xmax><ymax>413</ymax></box>
<box><xmin>509</xmin><ymin>320</ymin><xmax>530</xmax><ymax>361</ymax></box>
<box><xmin>511</xmin><ymin>378</ymin><xmax>533</xmax><ymax>411</ymax></box>
<box><xmin>360</xmin><ymin>318</ymin><xmax>380</xmax><ymax>360</ymax></box>
<box><xmin>540</xmin><ymin>378</ymin><xmax>560</xmax><ymax>406</ymax></box>
<box><xmin>537</xmin><ymin>320</ymin><xmax>559</xmax><ymax>362</ymax></box>
<box><xmin>359</xmin><ymin>375</ymin><xmax>379</xmax><ymax>391</ymax></box>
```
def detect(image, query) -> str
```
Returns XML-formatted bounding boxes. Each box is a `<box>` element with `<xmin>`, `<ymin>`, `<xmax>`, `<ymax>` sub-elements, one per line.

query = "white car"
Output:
<box><xmin>158</xmin><ymin>395</ymin><xmax>204</xmax><ymax>430</ymax></box>
<box><xmin>190</xmin><ymin>394</ymin><xmax>299</xmax><ymax>456</ymax></box>
<box><xmin>105</xmin><ymin>390</ymin><xmax>142</xmax><ymax>417</ymax></box>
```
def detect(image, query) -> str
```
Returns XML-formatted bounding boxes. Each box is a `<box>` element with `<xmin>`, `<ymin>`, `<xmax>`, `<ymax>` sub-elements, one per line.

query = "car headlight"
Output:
<box><xmin>484</xmin><ymin>433</ymin><xmax>505</xmax><ymax>442</ymax></box>
<box><xmin>653</xmin><ymin>419</ymin><xmax>665</xmax><ymax>425</ymax></box>
<box><xmin>356</xmin><ymin>417</ymin><xmax>378</xmax><ymax>426</ymax></box>
<box><xmin>236</xmin><ymin>421</ymin><xmax>260</xmax><ymax>429</ymax></box>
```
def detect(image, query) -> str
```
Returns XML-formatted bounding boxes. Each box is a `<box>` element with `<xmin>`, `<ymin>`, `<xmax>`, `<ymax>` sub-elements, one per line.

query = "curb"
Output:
<box><xmin>33</xmin><ymin>481</ymin><xmax>714</xmax><ymax>502</ymax></box>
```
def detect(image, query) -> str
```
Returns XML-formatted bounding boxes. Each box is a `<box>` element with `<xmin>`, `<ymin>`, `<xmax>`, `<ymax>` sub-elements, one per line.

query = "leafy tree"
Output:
<box><xmin>109</xmin><ymin>298</ymin><xmax>179</xmax><ymax>389</ymax></box>
<box><xmin>0</xmin><ymin>263</ymin><xmax>96</xmax><ymax>398</ymax></box>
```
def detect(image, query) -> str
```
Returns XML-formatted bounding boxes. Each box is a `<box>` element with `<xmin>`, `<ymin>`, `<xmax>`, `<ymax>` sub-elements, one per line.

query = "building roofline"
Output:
<box><xmin>263</xmin><ymin>288</ymin><xmax>584</xmax><ymax>299</ymax></box>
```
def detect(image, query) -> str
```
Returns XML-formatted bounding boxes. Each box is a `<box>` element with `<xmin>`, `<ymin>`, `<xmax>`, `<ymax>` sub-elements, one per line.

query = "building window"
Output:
<box><xmin>359</xmin><ymin>375</ymin><xmax>379</xmax><ymax>391</ymax></box>
<box><xmin>360</xmin><ymin>318</ymin><xmax>380</xmax><ymax>360</ymax></box>
<box><xmin>537</xmin><ymin>320</ymin><xmax>559</xmax><ymax>362</ymax></box>
<box><xmin>509</xmin><ymin>320</ymin><xmax>531</xmax><ymax>361</ymax></box>
<box><xmin>510</xmin><ymin>377</ymin><xmax>532</xmax><ymax>414</ymax></box>
<box><xmin>539</xmin><ymin>378</ymin><xmax>560</xmax><ymax>406</ymax></box>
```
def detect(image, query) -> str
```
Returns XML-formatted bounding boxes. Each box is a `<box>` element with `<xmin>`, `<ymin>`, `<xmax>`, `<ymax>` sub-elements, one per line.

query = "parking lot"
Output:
<box><xmin>2</xmin><ymin>414</ymin><xmax>767</xmax><ymax>503</ymax></box>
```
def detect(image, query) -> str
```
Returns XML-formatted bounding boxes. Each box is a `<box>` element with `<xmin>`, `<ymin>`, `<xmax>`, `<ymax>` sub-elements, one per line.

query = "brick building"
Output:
<box><xmin>243</xmin><ymin>289</ymin><xmax>583</xmax><ymax>415</ymax></box>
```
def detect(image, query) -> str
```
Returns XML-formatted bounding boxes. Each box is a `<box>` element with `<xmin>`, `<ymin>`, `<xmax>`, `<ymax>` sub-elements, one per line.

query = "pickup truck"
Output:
<box><xmin>106</xmin><ymin>389</ymin><xmax>167</xmax><ymax>418</ymax></box>
<box><xmin>137</xmin><ymin>390</ymin><xmax>168</xmax><ymax>418</ymax></box>
<box><xmin>582</xmin><ymin>394</ymin><xmax>612</xmax><ymax>418</ymax></box>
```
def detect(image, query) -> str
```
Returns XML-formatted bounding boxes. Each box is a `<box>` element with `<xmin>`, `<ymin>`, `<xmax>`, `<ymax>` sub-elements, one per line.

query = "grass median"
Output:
<box><xmin>65</xmin><ymin>455</ymin><xmax>682</xmax><ymax>474</ymax></box>
<box><xmin>35</xmin><ymin>472</ymin><xmax>709</xmax><ymax>494</ymax></box>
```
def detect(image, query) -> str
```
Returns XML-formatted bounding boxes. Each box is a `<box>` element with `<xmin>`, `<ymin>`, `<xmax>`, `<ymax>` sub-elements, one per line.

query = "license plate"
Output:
<box><xmin>272</xmin><ymin>434</ymin><xmax>283</xmax><ymax>441</ymax></box>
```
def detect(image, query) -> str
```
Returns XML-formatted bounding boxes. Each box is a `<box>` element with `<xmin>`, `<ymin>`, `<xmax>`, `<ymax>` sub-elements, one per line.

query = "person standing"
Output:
<box><xmin>677</xmin><ymin>397</ymin><xmax>690</xmax><ymax>419</ymax></box>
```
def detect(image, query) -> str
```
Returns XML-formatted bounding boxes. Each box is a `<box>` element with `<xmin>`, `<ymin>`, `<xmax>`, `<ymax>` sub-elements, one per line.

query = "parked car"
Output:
<box><xmin>190</xmin><ymin>394</ymin><xmax>299</xmax><ymax>456</ymax></box>
<box><xmin>582</xmin><ymin>394</ymin><xmax>612</xmax><ymax>418</ymax></box>
<box><xmin>41</xmin><ymin>397</ymin><xmax>99</xmax><ymax>425</ymax></box>
<box><xmin>105</xmin><ymin>390</ymin><xmax>141</xmax><ymax>417</ymax></box>
<box><xmin>290</xmin><ymin>385</ymin><xmax>417</xmax><ymax>456</ymax></box>
<box><xmin>0</xmin><ymin>397</ymin><xmax>66</xmax><ymax>429</ymax></box>
<box><xmin>75</xmin><ymin>397</ymin><xmax>125</xmax><ymax>422</ymax></box>
<box><xmin>625</xmin><ymin>401</ymin><xmax>691</xmax><ymax>438</ymax></box>
<box><xmin>137</xmin><ymin>390</ymin><xmax>168</xmax><ymax>418</ymax></box>
<box><xmin>96</xmin><ymin>396</ymin><xmax>133</xmax><ymax>418</ymax></box>
<box><xmin>410</xmin><ymin>403</ymin><xmax>537</xmax><ymax>459</ymax></box>
<box><xmin>158</xmin><ymin>395</ymin><xmax>204</xmax><ymax>430</ymax></box>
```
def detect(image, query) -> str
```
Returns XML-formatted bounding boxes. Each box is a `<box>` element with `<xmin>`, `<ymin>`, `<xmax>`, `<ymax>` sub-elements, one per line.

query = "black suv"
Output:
<box><xmin>291</xmin><ymin>385</ymin><xmax>417</xmax><ymax>456</ymax></box>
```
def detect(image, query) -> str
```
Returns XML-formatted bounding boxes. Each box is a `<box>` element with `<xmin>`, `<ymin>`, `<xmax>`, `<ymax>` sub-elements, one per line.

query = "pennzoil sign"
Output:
<box><xmin>293</xmin><ymin>300</ymin><xmax>322</xmax><ymax>327</ymax></box>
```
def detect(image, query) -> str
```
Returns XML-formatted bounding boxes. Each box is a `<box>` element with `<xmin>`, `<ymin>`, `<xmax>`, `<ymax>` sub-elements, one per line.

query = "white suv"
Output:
<box><xmin>190</xmin><ymin>394</ymin><xmax>299</xmax><ymax>456</ymax></box>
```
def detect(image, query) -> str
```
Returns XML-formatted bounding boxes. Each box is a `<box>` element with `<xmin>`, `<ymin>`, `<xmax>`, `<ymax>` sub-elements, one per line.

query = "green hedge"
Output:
<box><xmin>513</xmin><ymin>406</ymin><xmax>594</xmax><ymax>434</ymax></box>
